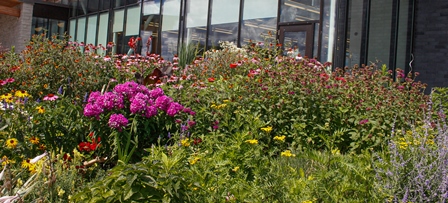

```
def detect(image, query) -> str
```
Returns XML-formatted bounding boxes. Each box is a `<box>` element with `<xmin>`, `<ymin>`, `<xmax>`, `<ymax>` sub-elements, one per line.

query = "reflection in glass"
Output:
<box><xmin>208</xmin><ymin>0</ymin><xmax>240</xmax><ymax>49</ymax></box>
<box><xmin>161</xmin><ymin>0</ymin><xmax>180</xmax><ymax>60</ymax></box>
<box><xmin>240</xmin><ymin>0</ymin><xmax>277</xmax><ymax>46</ymax></box>
<box><xmin>396</xmin><ymin>0</ymin><xmax>409</xmax><ymax>70</ymax></box>
<box><xmin>77</xmin><ymin>0</ymin><xmax>88</xmax><ymax>16</ymax></box>
<box><xmin>86</xmin><ymin>15</ymin><xmax>98</xmax><ymax>45</ymax></box>
<box><xmin>185</xmin><ymin>0</ymin><xmax>208</xmax><ymax>53</ymax></box>
<box><xmin>87</xmin><ymin>0</ymin><xmax>99</xmax><ymax>13</ymax></box>
<box><xmin>141</xmin><ymin>0</ymin><xmax>161</xmax><ymax>55</ymax></box>
<box><xmin>284</xmin><ymin>31</ymin><xmax>306</xmax><ymax>56</ymax></box>
<box><xmin>69</xmin><ymin>19</ymin><xmax>76</xmax><ymax>40</ymax></box>
<box><xmin>115</xmin><ymin>0</ymin><xmax>126</xmax><ymax>8</ymax></box>
<box><xmin>321</xmin><ymin>0</ymin><xmax>336</xmax><ymax>63</ymax></box>
<box><xmin>97</xmin><ymin>13</ymin><xmax>109</xmax><ymax>55</ymax></box>
<box><xmin>113</xmin><ymin>10</ymin><xmax>125</xmax><ymax>54</ymax></box>
<box><xmin>367</xmin><ymin>0</ymin><xmax>392</xmax><ymax>66</ymax></box>
<box><xmin>345</xmin><ymin>0</ymin><xmax>363</xmax><ymax>67</ymax></box>
<box><xmin>125</xmin><ymin>6</ymin><xmax>142</xmax><ymax>54</ymax></box>
<box><xmin>280</xmin><ymin>0</ymin><xmax>320</xmax><ymax>23</ymax></box>
<box><xmin>76</xmin><ymin>17</ymin><xmax>86</xmax><ymax>42</ymax></box>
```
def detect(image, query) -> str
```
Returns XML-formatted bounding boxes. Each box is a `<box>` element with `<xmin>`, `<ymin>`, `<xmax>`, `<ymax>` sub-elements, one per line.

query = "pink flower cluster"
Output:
<box><xmin>0</xmin><ymin>78</ymin><xmax>14</xmax><ymax>86</ymax></box>
<box><xmin>83</xmin><ymin>81</ymin><xmax>195</xmax><ymax>130</ymax></box>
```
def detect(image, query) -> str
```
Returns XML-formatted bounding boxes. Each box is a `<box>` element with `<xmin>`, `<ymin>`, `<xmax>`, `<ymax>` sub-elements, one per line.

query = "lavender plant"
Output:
<box><xmin>374</xmin><ymin>93</ymin><xmax>448</xmax><ymax>202</ymax></box>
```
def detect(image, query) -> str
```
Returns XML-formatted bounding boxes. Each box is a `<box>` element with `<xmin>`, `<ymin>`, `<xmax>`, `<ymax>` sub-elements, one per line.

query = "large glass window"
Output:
<box><xmin>208</xmin><ymin>0</ymin><xmax>240</xmax><ymax>49</ymax></box>
<box><xmin>396</xmin><ymin>0</ymin><xmax>409</xmax><ymax>70</ymax></box>
<box><xmin>345</xmin><ymin>0</ymin><xmax>363</xmax><ymax>67</ymax></box>
<box><xmin>113</xmin><ymin>9</ymin><xmax>125</xmax><ymax>54</ymax></box>
<box><xmin>240</xmin><ymin>0</ymin><xmax>277</xmax><ymax>46</ymax></box>
<box><xmin>86</xmin><ymin>15</ymin><xmax>98</xmax><ymax>45</ymax></box>
<box><xmin>69</xmin><ymin>19</ymin><xmax>76</xmax><ymax>40</ymax></box>
<box><xmin>115</xmin><ymin>0</ymin><xmax>126</xmax><ymax>8</ymax></box>
<box><xmin>280</xmin><ymin>0</ymin><xmax>320</xmax><ymax>23</ymax></box>
<box><xmin>76</xmin><ymin>17</ymin><xmax>86</xmax><ymax>42</ymax></box>
<box><xmin>125</xmin><ymin>6</ymin><xmax>142</xmax><ymax>54</ymax></box>
<box><xmin>184</xmin><ymin>0</ymin><xmax>208</xmax><ymax>52</ymax></box>
<box><xmin>141</xmin><ymin>0</ymin><xmax>161</xmax><ymax>55</ymax></box>
<box><xmin>367</xmin><ymin>0</ymin><xmax>392</xmax><ymax>67</ymax></box>
<box><xmin>161</xmin><ymin>0</ymin><xmax>180</xmax><ymax>59</ymax></box>
<box><xmin>97</xmin><ymin>13</ymin><xmax>109</xmax><ymax>54</ymax></box>
<box><xmin>321</xmin><ymin>0</ymin><xmax>336</xmax><ymax>63</ymax></box>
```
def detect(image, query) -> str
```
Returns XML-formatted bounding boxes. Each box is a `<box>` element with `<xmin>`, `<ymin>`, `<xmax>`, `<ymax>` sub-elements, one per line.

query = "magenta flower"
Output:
<box><xmin>155</xmin><ymin>95</ymin><xmax>172</xmax><ymax>111</ymax></box>
<box><xmin>149</xmin><ymin>87</ymin><xmax>164</xmax><ymax>99</ymax></box>
<box><xmin>83</xmin><ymin>103</ymin><xmax>104</xmax><ymax>118</ymax></box>
<box><xmin>144</xmin><ymin>105</ymin><xmax>158</xmax><ymax>118</ymax></box>
<box><xmin>130</xmin><ymin>92</ymin><xmax>149</xmax><ymax>114</ymax></box>
<box><xmin>166</xmin><ymin>102</ymin><xmax>184</xmax><ymax>116</ymax></box>
<box><xmin>359</xmin><ymin>119</ymin><xmax>369</xmax><ymax>125</ymax></box>
<box><xmin>108</xmin><ymin>114</ymin><xmax>128</xmax><ymax>131</ymax></box>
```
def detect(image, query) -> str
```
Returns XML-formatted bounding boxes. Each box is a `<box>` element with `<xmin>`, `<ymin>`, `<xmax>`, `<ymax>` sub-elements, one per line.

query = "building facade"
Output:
<box><xmin>0</xmin><ymin>0</ymin><xmax>447</xmax><ymax>90</ymax></box>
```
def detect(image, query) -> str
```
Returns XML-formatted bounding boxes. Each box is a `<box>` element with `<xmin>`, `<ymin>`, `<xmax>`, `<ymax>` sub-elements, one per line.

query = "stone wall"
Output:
<box><xmin>414</xmin><ymin>0</ymin><xmax>448</xmax><ymax>89</ymax></box>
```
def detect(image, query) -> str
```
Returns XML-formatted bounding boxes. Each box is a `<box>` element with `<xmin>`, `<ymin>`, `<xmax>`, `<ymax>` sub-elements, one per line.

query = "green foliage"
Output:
<box><xmin>178</xmin><ymin>42</ymin><xmax>201</xmax><ymax>68</ymax></box>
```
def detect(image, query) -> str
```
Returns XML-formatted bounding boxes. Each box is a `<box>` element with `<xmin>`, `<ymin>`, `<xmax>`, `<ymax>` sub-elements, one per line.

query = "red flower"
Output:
<box><xmin>229</xmin><ymin>63</ymin><xmax>237</xmax><ymax>69</ymax></box>
<box><xmin>193</xmin><ymin>138</ymin><xmax>202</xmax><ymax>145</ymax></box>
<box><xmin>335</xmin><ymin>77</ymin><xmax>346</xmax><ymax>83</ymax></box>
<box><xmin>208</xmin><ymin>77</ymin><xmax>215</xmax><ymax>82</ymax></box>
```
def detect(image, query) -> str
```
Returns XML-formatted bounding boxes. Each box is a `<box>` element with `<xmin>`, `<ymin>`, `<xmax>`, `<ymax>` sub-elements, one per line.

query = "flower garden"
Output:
<box><xmin>0</xmin><ymin>33</ymin><xmax>447</xmax><ymax>202</ymax></box>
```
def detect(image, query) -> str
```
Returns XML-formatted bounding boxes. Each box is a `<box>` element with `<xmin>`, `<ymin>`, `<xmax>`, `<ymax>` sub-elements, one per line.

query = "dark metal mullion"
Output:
<box><xmin>276</xmin><ymin>0</ymin><xmax>282</xmax><ymax>40</ymax></box>
<box><xmin>237</xmin><ymin>0</ymin><xmax>244</xmax><ymax>47</ymax></box>
<box><xmin>205</xmin><ymin>0</ymin><xmax>212</xmax><ymax>49</ymax></box>
<box><xmin>406</xmin><ymin>0</ymin><xmax>415</xmax><ymax>74</ymax></box>
<box><xmin>332</xmin><ymin>0</ymin><xmax>349</xmax><ymax>69</ymax></box>
<box><xmin>360</xmin><ymin>0</ymin><xmax>370</xmax><ymax>66</ymax></box>
<box><xmin>122</xmin><ymin>7</ymin><xmax>128</xmax><ymax>54</ymax></box>
<box><xmin>139</xmin><ymin>1</ymin><xmax>143</xmax><ymax>55</ymax></box>
<box><xmin>317</xmin><ymin>0</ymin><xmax>323</xmax><ymax>60</ymax></box>
<box><xmin>389</xmin><ymin>0</ymin><xmax>399</xmax><ymax>80</ymax></box>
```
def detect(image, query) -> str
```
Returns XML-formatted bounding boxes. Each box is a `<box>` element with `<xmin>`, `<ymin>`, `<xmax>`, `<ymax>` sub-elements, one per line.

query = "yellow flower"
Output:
<box><xmin>189</xmin><ymin>157</ymin><xmax>200</xmax><ymax>165</ymax></box>
<box><xmin>0</xmin><ymin>93</ymin><xmax>12</xmax><ymax>100</ymax></box>
<box><xmin>14</xmin><ymin>90</ymin><xmax>29</xmax><ymax>98</ymax></box>
<box><xmin>29</xmin><ymin>136</ymin><xmax>40</xmax><ymax>145</ymax></box>
<box><xmin>426</xmin><ymin>139</ymin><xmax>435</xmax><ymax>145</ymax></box>
<box><xmin>302</xmin><ymin>200</ymin><xmax>313</xmax><ymax>203</ymax></box>
<box><xmin>261</xmin><ymin>126</ymin><xmax>273</xmax><ymax>133</ymax></box>
<box><xmin>281</xmin><ymin>150</ymin><xmax>295</xmax><ymax>157</ymax></box>
<box><xmin>223</xmin><ymin>99</ymin><xmax>230</xmax><ymax>103</ymax></box>
<box><xmin>181</xmin><ymin>138</ymin><xmax>190</xmax><ymax>147</ymax></box>
<box><xmin>210</xmin><ymin>104</ymin><xmax>217</xmax><ymax>109</ymax></box>
<box><xmin>16</xmin><ymin>178</ymin><xmax>23</xmax><ymax>187</ymax></box>
<box><xmin>1</xmin><ymin>156</ymin><xmax>15</xmax><ymax>166</ymax></box>
<box><xmin>4</xmin><ymin>97</ymin><xmax>13</xmax><ymax>103</ymax></box>
<box><xmin>5</xmin><ymin>138</ymin><xmax>18</xmax><ymax>148</ymax></box>
<box><xmin>245</xmin><ymin>139</ymin><xmax>258</xmax><ymax>144</ymax></box>
<box><xmin>398</xmin><ymin>142</ymin><xmax>408</xmax><ymax>150</ymax></box>
<box><xmin>21</xmin><ymin>159</ymin><xmax>32</xmax><ymax>169</ymax></box>
<box><xmin>36</xmin><ymin>106</ymin><xmax>45</xmax><ymax>114</ymax></box>
<box><xmin>273</xmin><ymin>135</ymin><xmax>286</xmax><ymax>142</ymax></box>
<box><xmin>331</xmin><ymin>148</ymin><xmax>340</xmax><ymax>155</ymax></box>
<box><xmin>58</xmin><ymin>187</ymin><xmax>65</xmax><ymax>197</ymax></box>
<box><xmin>43</xmin><ymin>84</ymin><xmax>48</xmax><ymax>89</ymax></box>
<box><xmin>232</xmin><ymin>166</ymin><xmax>240</xmax><ymax>172</ymax></box>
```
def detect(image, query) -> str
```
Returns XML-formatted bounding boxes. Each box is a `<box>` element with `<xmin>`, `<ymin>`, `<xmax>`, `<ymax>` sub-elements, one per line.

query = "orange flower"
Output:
<box><xmin>229</xmin><ymin>63</ymin><xmax>237</xmax><ymax>69</ymax></box>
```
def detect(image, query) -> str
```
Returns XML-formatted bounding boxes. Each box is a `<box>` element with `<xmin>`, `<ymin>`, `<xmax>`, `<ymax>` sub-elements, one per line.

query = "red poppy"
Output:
<box><xmin>208</xmin><ymin>77</ymin><xmax>215</xmax><ymax>82</ymax></box>
<box><xmin>229</xmin><ymin>63</ymin><xmax>237</xmax><ymax>69</ymax></box>
<box><xmin>193</xmin><ymin>138</ymin><xmax>202</xmax><ymax>145</ymax></box>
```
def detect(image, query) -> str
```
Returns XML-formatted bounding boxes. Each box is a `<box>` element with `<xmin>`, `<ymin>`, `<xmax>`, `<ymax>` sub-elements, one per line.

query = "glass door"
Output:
<box><xmin>279</xmin><ymin>23</ymin><xmax>314</xmax><ymax>58</ymax></box>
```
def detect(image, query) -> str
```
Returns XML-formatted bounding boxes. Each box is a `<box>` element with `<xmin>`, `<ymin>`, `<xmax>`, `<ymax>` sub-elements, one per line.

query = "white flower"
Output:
<box><xmin>30</xmin><ymin>151</ymin><xmax>48</xmax><ymax>164</ymax></box>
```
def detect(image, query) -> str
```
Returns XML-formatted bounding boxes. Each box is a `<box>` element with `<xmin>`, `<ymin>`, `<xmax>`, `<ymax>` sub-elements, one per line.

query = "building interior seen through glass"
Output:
<box><xmin>66</xmin><ymin>0</ymin><xmax>339</xmax><ymax>62</ymax></box>
<box><xmin>32</xmin><ymin>17</ymin><xmax>67</xmax><ymax>39</ymax></box>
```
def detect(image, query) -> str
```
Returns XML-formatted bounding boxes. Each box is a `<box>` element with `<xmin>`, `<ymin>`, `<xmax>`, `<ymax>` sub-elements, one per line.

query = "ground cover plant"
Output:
<box><xmin>0</xmin><ymin>33</ymin><xmax>440</xmax><ymax>202</ymax></box>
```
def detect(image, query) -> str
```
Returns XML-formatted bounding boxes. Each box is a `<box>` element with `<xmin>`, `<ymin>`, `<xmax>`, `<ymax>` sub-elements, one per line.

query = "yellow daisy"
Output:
<box><xmin>181</xmin><ymin>138</ymin><xmax>190</xmax><ymax>147</ymax></box>
<box><xmin>273</xmin><ymin>135</ymin><xmax>286</xmax><ymax>142</ymax></box>
<box><xmin>281</xmin><ymin>150</ymin><xmax>295</xmax><ymax>157</ymax></box>
<box><xmin>29</xmin><ymin>136</ymin><xmax>40</xmax><ymax>145</ymax></box>
<box><xmin>14</xmin><ymin>90</ymin><xmax>29</xmax><ymax>98</ymax></box>
<box><xmin>245</xmin><ymin>139</ymin><xmax>258</xmax><ymax>144</ymax></box>
<box><xmin>5</xmin><ymin>138</ymin><xmax>18</xmax><ymax>148</ymax></box>
<box><xmin>35</xmin><ymin>106</ymin><xmax>45</xmax><ymax>114</ymax></box>
<box><xmin>261</xmin><ymin>126</ymin><xmax>273</xmax><ymax>133</ymax></box>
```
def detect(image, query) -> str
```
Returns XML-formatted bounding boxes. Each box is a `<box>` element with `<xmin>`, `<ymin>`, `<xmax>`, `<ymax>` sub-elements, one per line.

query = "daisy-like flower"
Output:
<box><xmin>5</xmin><ymin>138</ymin><xmax>18</xmax><ymax>148</ymax></box>
<box><xmin>273</xmin><ymin>135</ymin><xmax>286</xmax><ymax>142</ymax></box>
<box><xmin>29</xmin><ymin>136</ymin><xmax>39</xmax><ymax>145</ymax></box>
<box><xmin>280</xmin><ymin>150</ymin><xmax>295</xmax><ymax>157</ymax></box>
<box><xmin>21</xmin><ymin>159</ymin><xmax>32</xmax><ymax>169</ymax></box>
<box><xmin>245</xmin><ymin>139</ymin><xmax>258</xmax><ymax>145</ymax></box>
<box><xmin>14</xmin><ymin>90</ymin><xmax>29</xmax><ymax>98</ymax></box>
<box><xmin>35</xmin><ymin>106</ymin><xmax>45</xmax><ymax>114</ymax></box>
<box><xmin>43</xmin><ymin>93</ymin><xmax>59</xmax><ymax>101</ymax></box>
<box><xmin>261</xmin><ymin>126</ymin><xmax>273</xmax><ymax>133</ymax></box>
<box><xmin>181</xmin><ymin>138</ymin><xmax>190</xmax><ymax>147</ymax></box>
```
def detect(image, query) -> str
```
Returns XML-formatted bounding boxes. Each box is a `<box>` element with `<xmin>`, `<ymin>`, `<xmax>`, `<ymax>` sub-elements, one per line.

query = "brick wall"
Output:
<box><xmin>414</xmin><ymin>0</ymin><xmax>448</xmax><ymax>89</ymax></box>
<box><xmin>0</xmin><ymin>3</ymin><xmax>33</xmax><ymax>53</ymax></box>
